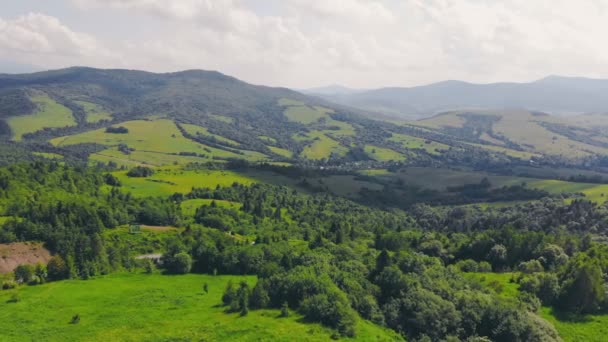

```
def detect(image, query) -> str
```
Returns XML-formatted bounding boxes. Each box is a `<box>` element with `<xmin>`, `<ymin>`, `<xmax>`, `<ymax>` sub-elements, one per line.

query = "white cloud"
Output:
<box><xmin>0</xmin><ymin>13</ymin><xmax>117</xmax><ymax>68</ymax></box>
<box><xmin>2</xmin><ymin>1</ymin><xmax>608</xmax><ymax>87</ymax></box>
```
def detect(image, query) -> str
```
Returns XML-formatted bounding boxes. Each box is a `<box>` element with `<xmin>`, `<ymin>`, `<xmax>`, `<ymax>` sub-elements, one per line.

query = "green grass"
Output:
<box><xmin>8</xmin><ymin>94</ymin><xmax>76</xmax><ymax>141</ymax></box>
<box><xmin>209</xmin><ymin>114</ymin><xmax>234</xmax><ymax>123</ymax></box>
<box><xmin>526</xmin><ymin>180</ymin><xmax>608</xmax><ymax>203</ymax></box>
<box><xmin>33</xmin><ymin>152</ymin><xmax>64</xmax><ymax>159</ymax></box>
<box><xmin>299</xmin><ymin>131</ymin><xmax>348</xmax><ymax>160</ymax></box>
<box><xmin>51</xmin><ymin>119</ymin><xmax>267</xmax><ymax>165</ymax></box>
<box><xmin>0</xmin><ymin>273</ymin><xmax>401</xmax><ymax>341</ymax></box>
<box><xmin>465</xmin><ymin>272</ymin><xmax>519</xmax><ymax>299</ymax></box>
<box><xmin>284</xmin><ymin>105</ymin><xmax>332</xmax><ymax>124</ymax></box>
<box><xmin>388</xmin><ymin>133</ymin><xmax>449</xmax><ymax>155</ymax></box>
<box><xmin>51</xmin><ymin>119</ymin><xmax>211</xmax><ymax>154</ymax></box>
<box><xmin>112</xmin><ymin>168</ymin><xmax>258</xmax><ymax>197</ymax></box>
<box><xmin>364</xmin><ymin>145</ymin><xmax>406</xmax><ymax>162</ymax></box>
<box><xmin>181</xmin><ymin>199</ymin><xmax>241</xmax><ymax>216</ymax></box>
<box><xmin>89</xmin><ymin>147</ymin><xmax>206</xmax><ymax>167</ymax></box>
<box><xmin>278</xmin><ymin>98</ymin><xmax>305</xmax><ymax>106</ymax></box>
<box><xmin>541</xmin><ymin>307</ymin><xmax>608</xmax><ymax>342</ymax></box>
<box><xmin>75</xmin><ymin>100</ymin><xmax>112</xmax><ymax>123</ymax></box>
<box><xmin>181</xmin><ymin>123</ymin><xmax>240</xmax><ymax>146</ymax></box>
<box><xmin>268</xmin><ymin>146</ymin><xmax>293</xmax><ymax>158</ymax></box>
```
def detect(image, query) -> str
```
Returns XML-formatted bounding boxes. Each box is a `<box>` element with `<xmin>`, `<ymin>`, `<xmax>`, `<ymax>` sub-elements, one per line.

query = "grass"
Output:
<box><xmin>284</xmin><ymin>105</ymin><xmax>332</xmax><ymax>124</ymax></box>
<box><xmin>89</xmin><ymin>147</ymin><xmax>206</xmax><ymax>168</ymax></box>
<box><xmin>388</xmin><ymin>133</ymin><xmax>449</xmax><ymax>155</ymax></box>
<box><xmin>541</xmin><ymin>307</ymin><xmax>608</xmax><ymax>342</ymax></box>
<box><xmin>51</xmin><ymin>119</ymin><xmax>211</xmax><ymax>154</ymax></box>
<box><xmin>8</xmin><ymin>94</ymin><xmax>76</xmax><ymax>141</ymax></box>
<box><xmin>0</xmin><ymin>273</ymin><xmax>401</xmax><ymax>341</ymax></box>
<box><xmin>75</xmin><ymin>100</ymin><xmax>112</xmax><ymax>123</ymax></box>
<box><xmin>111</xmin><ymin>168</ymin><xmax>258</xmax><ymax>197</ymax></box>
<box><xmin>526</xmin><ymin>179</ymin><xmax>608</xmax><ymax>203</ymax></box>
<box><xmin>209</xmin><ymin>114</ymin><xmax>234</xmax><ymax>123</ymax></box>
<box><xmin>181</xmin><ymin>199</ymin><xmax>241</xmax><ymax>216</ymax></box>
<box><xmin>268</xmin><ymin>146</ymin><xmax>293</xmax><ymax>158</ymax></box>
<box><xmin>364</xmin><ymin>145</ymin><xmax>406</xmax><ymax>162</ymax></box>
<box><xmin>33</xmin><ymin>152</ymin><xmax>64</xmax><ymax>159</ymax></box>
<box><xmin>299</xmin><ymin>131</ymin><xmax>348</xmax><ymax>160</ymax></box>
<box><xmin>51</xmin><ymin>119</ymin><xmax>267</xmax><ymax>165</ymax></box>
<box><xmin>464</xmin><ymin>272</ymin><xmax>519</xmax><ymax>300</ymax></box>
<box><xmin>181</xmin><ymin>123</ymin><xmax>240</xmax><ymax>146</ymax></box>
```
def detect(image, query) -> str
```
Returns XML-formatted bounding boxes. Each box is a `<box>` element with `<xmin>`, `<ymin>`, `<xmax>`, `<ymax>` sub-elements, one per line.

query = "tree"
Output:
<box><xmin>558</xmin><ymin>259</ymin><xmax>605</xmax><ymax>313</ymax></box>
<box><xmin>169</xmin><ymin>252</ymin><xmax>192</xmax><ymax>274</ymax></box>
<box><xmin>250</xmin><ymin>281</ymin><xmax>270</xmax><ymax>308</ymax></box>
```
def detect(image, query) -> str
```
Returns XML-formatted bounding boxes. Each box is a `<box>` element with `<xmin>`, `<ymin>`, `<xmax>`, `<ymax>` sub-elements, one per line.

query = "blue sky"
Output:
<box><xmin>2</xmin><ymin>1</ymin><xmax>608</xmax><ymax>88</ymax></box>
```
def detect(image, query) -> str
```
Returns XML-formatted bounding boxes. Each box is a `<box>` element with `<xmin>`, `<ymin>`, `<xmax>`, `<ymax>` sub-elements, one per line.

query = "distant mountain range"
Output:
<box><xmin>304</xmin><ymin>76</ymin><xmax>608</xmax><ymax>119</ymax></box>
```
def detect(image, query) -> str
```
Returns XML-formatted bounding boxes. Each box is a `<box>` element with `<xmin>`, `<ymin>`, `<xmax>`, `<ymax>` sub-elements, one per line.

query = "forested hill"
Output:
<box><xmin>0</xmin><ymin>67</ymin><xmax>314</xmax><ymax>121</ymax></box>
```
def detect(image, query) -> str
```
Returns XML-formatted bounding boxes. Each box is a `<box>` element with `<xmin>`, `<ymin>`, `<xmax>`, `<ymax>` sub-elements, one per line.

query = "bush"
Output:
<box><xmin>13</xmin><ymin>264</ymin><xmax>35</xmax><ymax>284</ymax></box>
<box><xmin>47</xmin><ymin>256</ymin><xmax>69</xmax><ymax>281</ymax></box>
<box><xmin>169</xmin><ymin>252</ymin><xmax>192</xmax><ymax>274</ymax></box>
<box><xmin>105</xmin><ymin>126</ymin><xmax>129</xmax><ymax>134</ymax></box>
<box><xmin>2</xmin><ymin>280</ymin><xmax>16</xmax><ymax>290</ymax></box>
<box><xmin>127</xmin><ymin>166</ymin><xmax>154</xmax><ymax>178</ymax></box>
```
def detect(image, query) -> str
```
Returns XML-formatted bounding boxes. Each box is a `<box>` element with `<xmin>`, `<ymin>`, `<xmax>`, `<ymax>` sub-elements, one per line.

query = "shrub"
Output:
<box><xmin>2</xmin><ymin>280</ymin><xmax>17</xmax><ymax>290</ymax></box>
<box><xmin>127</xmin><ymin>166</ymin><xmax>154</xmax><ymax>178</ymax></box>
<box><xmin>13</xmin><ymin>264</ymin><xmax>35</xmax><ymax>284</ymax></box>
<box><xmin>105</xmin><ymin>126</ymin><xmax>129</xmax><ymax>134</ymax></box>
<box><xmin>47</xmin><ymin>256</ymin><xmax>69</xmax><ymax>281</ymax></box>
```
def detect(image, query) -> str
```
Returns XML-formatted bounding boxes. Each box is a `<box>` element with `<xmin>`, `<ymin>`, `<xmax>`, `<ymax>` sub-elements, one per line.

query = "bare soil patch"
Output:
<box><xmin>0</xmin><ymin>242</ymin><xmax>52</xmax><ymax>273</ymax></box>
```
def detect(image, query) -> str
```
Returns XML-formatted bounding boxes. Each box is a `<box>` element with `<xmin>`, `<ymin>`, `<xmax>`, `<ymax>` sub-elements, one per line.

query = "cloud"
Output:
<box><xmin>0</xmin><ymin>13</ymin><xmax>117</xmax><ymax>68</ymax></box>
<box><xmin>3</xmin><ymin>1</ymin><xmax>608</xmax><ymax>87</ymax></box>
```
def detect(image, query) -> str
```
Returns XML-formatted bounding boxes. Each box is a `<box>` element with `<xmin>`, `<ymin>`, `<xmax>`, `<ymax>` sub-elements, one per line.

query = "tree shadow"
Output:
<box><xmin>547</xmin><ymin>307</ymin><xmax>593</xmax><ymax>323</ymax></box>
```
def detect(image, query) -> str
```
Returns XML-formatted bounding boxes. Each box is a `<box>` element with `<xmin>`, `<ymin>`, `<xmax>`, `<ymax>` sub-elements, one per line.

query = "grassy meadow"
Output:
<box><xmin>109</xmin><ymin>168</ymin><xmax>258</xmax><ymax>197</ymax></box>
<box><xmin>0</xmin><ymin>273</ymin><xmax>402</xmax><ymax>342</ymax></box>
<box><xmin>8</xmin><ymin>95</ymin><xmax>76</xmax><ymax>141</ymax></box>
<box><xmin>75</xmin><ymin>100</ymin><xmax>112</xmax><ymax>123</ymax></box>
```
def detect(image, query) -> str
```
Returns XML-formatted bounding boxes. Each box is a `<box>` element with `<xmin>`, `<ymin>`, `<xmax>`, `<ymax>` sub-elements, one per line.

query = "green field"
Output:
<box><xmin>268</xmin><ymin>146</ymin><xmax>293</xmax><ymax>158</ymax></box>
<box><xmin>299</xmin><ymin>131</ymin><xmax>348</xmax><ymax>160</ymax></box>
<box><xmin>526</xmin><ymin>179</ymin><xmax>608</xmax><ymax>203</ymax></box>
<box><xmin>181</xmin><ymin>198</ymin><xmax>241</xmax><ymax>216</ymax></box>
<box><xmin>33</xmin><ymin>152</ymin><xmax>64</xmax><ymax>159</ymax></box>
<box><xmin>8</xmin><ymin>95</ymin><xmax>76</xmax><ymax>141</ymax></box>
<box><xmin>111</xmin><ymin>168</ymin><xmax>258</xmax><ymax>197</ymax></box>
<box><xmin>181</xmin><ymin>123</ymin><xmax>240</xmax><ymax>146</ymax></box>
<box><xmin>465</xmin><ymin>272</ymin><xmax>519</xmax><ymax>299</ymax></box>
<box><xmin>541</xmin><ymin>307</ymin><xmax>608</xmax><ymax>342</ymax></box>
<box><xmin>75</xmin><ymin>100</ymin><xmax>112</xmax><ymax>123</ymax></box>
<box><xmin>51</xmin><ymin>119</ymin><xmax>267</xmax><ymax>165</ymax></box>
<box><xmin>388</xmin><ymin>133</ymin><xmax>449</xmax><ymax>155</ymax></box>
<box><xmin>0</xmin><ymin>273</ymin><xmax>401</xmax><ymax>341</ymax></box>
<box><xmin>364</xmin><ymin>145</ymin><xmax>406</xmax><ymax>162</ymax></box>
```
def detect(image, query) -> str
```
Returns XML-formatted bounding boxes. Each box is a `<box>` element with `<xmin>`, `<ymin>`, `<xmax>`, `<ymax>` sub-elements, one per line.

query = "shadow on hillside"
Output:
<box><xmin>547</xmin><ymin>307</ymin><xmax>593</xmax><ymax>323</ymax></box>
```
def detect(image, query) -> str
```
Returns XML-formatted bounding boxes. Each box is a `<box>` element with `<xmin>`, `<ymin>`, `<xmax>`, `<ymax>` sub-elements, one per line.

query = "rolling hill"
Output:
<box><xmin>313</xmin><ymin>76</ymin><xmax>608</xmax><ymax>119</ymax></box>
<box><xmin>3</xmin><ymin>67</ymin><xmax>608</xmax><ymax>170</ymax></box>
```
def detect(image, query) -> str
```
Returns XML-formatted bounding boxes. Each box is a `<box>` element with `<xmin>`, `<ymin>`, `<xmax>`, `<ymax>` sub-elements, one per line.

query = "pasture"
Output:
<box><xmin>0</xmin><ymin>273</ymin><xmax>402</xmax><ymax>342</ymax></box>
<box><xmin>8</xmin><ymin>95</ymin><xmax>76</xmax><ymax>141</ymax></box>
<box><xmin>111</xmin><ymin>168</ymin><xmax>258</xmax><ymax>197</ymax></box>
<box><xmin>75</xmin><ymin>100</ymin><xmax>112</xmax><ymax>123</ymax></box>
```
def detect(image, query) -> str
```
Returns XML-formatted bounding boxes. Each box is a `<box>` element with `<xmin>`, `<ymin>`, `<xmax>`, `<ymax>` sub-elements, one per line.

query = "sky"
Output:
<box><xmin>1</xmin><ymin>0</ymin><xmax>608</xmax><ymax>88</ymax></box>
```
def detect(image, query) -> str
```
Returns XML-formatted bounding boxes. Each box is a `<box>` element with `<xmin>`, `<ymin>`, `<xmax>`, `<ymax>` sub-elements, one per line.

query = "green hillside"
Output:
<box><xmin>0</xmin><ymin>273</ymin><xmax>401</xmax><ymax>342</ymax></box>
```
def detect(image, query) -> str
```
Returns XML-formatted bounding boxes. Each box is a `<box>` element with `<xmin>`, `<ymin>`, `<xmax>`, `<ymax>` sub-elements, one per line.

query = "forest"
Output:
<box><xmin>2</xmin><ymin>160</ymin><xmax>608</xmax><ymax>341</ymax></box>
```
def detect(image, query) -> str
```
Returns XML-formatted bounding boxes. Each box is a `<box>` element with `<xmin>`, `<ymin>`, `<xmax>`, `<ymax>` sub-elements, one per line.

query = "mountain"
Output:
<box><xmin>300</xmin><ymin>84</ymin><xmax>366</xmax><ymax>96</ymax></box>
<box><xmin>316</xmin><ymin>76</ymin><xmax>608</xmax><ymax>118</ymax></box>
